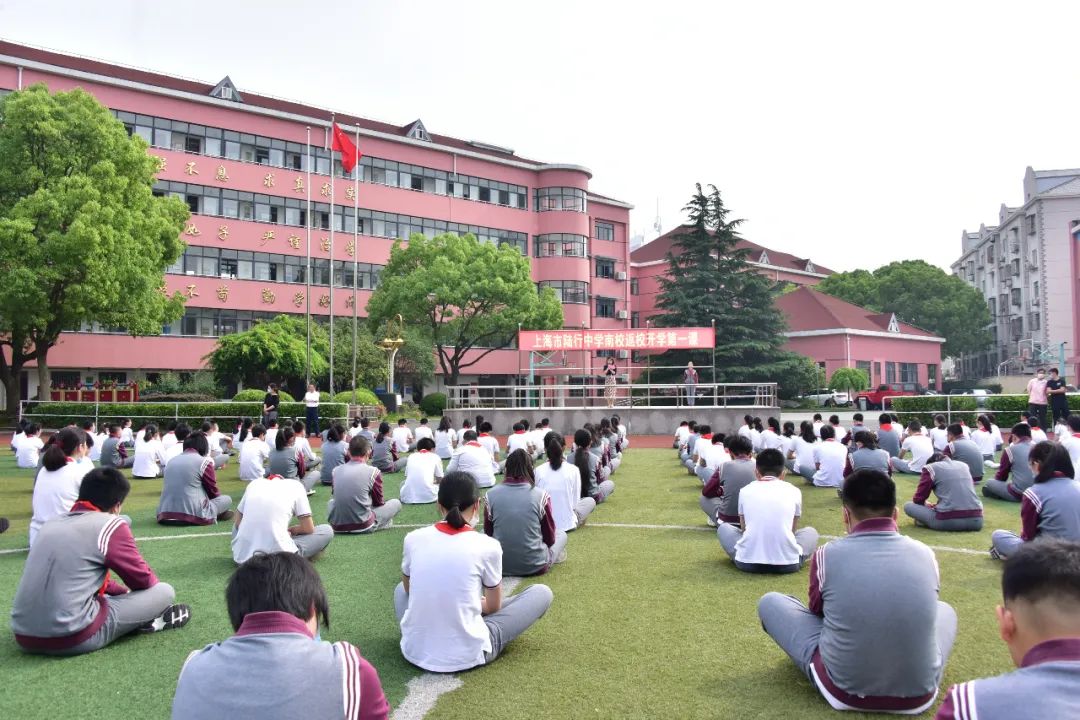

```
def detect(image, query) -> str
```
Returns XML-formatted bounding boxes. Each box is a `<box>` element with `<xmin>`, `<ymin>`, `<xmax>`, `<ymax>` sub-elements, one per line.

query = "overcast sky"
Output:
<box><xmin>3</xmin><ymin>0</ymin><xmax>1079</xmax><ymax>273</ymax></box>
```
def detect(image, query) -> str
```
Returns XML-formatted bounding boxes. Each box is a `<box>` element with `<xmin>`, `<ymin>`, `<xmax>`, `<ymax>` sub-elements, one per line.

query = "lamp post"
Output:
<box><xmin>379</xmin><ymin>314</ymin><xmax>405</xmax><ymax>410</ymax></box>
<box><xmin>645</xmin><ymin>318</ymin><xmax>651</xmax><ymax>407</ymax></box>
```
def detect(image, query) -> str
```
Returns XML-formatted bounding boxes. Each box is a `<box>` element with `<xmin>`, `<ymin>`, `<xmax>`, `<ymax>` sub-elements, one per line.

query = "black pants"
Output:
<box><xmin>1051</xmin><ymin>401</ymin><xmax>1070</xmax><ymax>423</ymax></box>
<box><xmin>305</xmin><ymin>407</ymin><xmax>320</xmax><ymax>436</ymax></box>
<box><xmin>1028</xmin><ymin>403</ymin><xmax>1047</xmax><ymax>429</ymax></box>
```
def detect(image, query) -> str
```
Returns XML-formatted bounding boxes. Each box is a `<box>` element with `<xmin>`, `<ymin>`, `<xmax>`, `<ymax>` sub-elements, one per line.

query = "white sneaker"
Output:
<box><xmin>706</xmin><ymin>517</ymin><xmax>718</xmax><ymax>528</ymax></box>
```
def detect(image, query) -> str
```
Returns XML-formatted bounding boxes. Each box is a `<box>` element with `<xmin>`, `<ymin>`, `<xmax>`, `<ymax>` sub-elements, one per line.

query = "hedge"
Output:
<box><xmin>983</xmin><ymin>394</ymin><xmax>1080</xmax><ymax>428</ymax></box>
<box><xmin>889</xmin><ymin>396</ymin><xmax>979</xmax><ymax>427</ymax></box>
<box><xmin>23</xmin><ymin>401</ymin><xmax>348</xmax><ymax>430</ymax></box>
<box><xmin>419</xmin><ymin>392</ymin><xmax>447</xmax><ymax>416</ymax></box>
<box><xmin>333</xmin><ymin>389</ymin><xmax>380</xmax><ymax>406</ymax></box>
<box><xmin>232</xmin><ymin>389</ymin><xmax>296</xmax><ymax>403</ymax></box>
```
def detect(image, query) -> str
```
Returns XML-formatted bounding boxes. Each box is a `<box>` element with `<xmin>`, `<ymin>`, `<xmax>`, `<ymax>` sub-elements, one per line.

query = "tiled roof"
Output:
<box><xmin>629</xmin><ymin>225</ymin><xmax>833</xmax><ymax>275</ymax></box>
<box><xmin>775</xmin><ymin>287</ymin><xmax>942</xmax><ymax>338</ymax></box>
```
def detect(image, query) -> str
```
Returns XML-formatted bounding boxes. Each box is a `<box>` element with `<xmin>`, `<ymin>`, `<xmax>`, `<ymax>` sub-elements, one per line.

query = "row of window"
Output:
<box><xmin>168</xmin><ymin>246</ymin><xmax>383</xmax><ymax>289</ymax></box>
<box><xmin>156</xmin><ymin>179</ymin><xmax>528</xmax><ymax>253</ymax></box>
<box><xmin>76</xmin><ymin>309</ymin><xmax>294</xmax><ymax>338</ymax></box>
<box><xmin>114</xmin><ymin>110</ymin><xmax>529</xmax><ymax>209</ymax></box>
<box><xmin>535</xmin><ymin>187</ymin><xmax>587</xmax><ymax>213</ymax></box>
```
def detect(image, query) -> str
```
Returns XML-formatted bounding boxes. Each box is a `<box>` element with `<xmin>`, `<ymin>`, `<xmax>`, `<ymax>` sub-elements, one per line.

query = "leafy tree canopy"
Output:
<box><xmin>816</xmin><ymin>260</ymin><xmax>991</xmax><ymax>357</ymax></box>
<box><xmin>829</xmin><ymin>367</ymin><xmax>869</xmax><ymax>395</ymax></box>
<box><xmin>0</xmin><ymin>84</ymin><xmax>188</xmax><ymax>404</ymax></box>
<box><xmin>206</xmin><ymin>315</ymin><xmax>328</xmax><ymax>392</ymax></box>
<box><xmin>366</xmin><ymin>233</ymin><xmax>562</xmax><ymax>385</ymax></box>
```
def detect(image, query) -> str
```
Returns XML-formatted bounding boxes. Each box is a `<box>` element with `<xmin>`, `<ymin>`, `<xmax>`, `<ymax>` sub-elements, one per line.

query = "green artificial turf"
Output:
<box><xmin>0</xmin><ymin>448</ymin><xmax>1019</xmax><ymax>719</ymax></box>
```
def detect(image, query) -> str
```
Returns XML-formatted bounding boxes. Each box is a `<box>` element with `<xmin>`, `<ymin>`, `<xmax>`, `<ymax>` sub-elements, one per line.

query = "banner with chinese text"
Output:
<box><xmin>519</xmin><ymin>327</ymin><xmax>714</xmax><ymax>352</ymax></box>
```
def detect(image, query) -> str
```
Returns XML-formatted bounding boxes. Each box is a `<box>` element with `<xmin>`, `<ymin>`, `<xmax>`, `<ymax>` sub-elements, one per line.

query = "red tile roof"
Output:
<box><xmin>0</xmin><ymin>40</ymin><xmax>546</xmax><ymax>166</ymax></box>
<box><xmin>775</xmin><ymin>287</ymin><xmax>942</xmax><ymax>338</ymax></box>
<box><xmin>630</xmin><ymin>225</ymin><xmax>833</xmax><ymax>275</ymax></box>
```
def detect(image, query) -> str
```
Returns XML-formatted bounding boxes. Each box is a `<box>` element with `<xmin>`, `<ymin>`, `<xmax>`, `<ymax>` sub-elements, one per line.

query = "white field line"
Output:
<box><xmin>390</xmin><ymin>577</ymin><xmax>522</xmax><ymax>720</ymax></box>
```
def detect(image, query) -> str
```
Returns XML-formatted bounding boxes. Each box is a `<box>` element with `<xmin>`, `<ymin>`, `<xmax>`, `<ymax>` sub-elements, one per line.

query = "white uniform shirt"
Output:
<box><xmin>506</xmin><ymin>432</ymin><xmax>530</xmax><ymax>455</ymax></box>
<box><xmin>161</xmin><ymin>432</ymin><xmax>178</xmax><ymax>452</ymax></box>
<box><xmin>928</xmin><ymin>427</ymin><xmax>949</xmax><ymax>452</ymax></box>
<box><xmin>293</xmin><ymin>435</ymin><xmax>317</xmax><ymax>465</ymax></box>
<box><xmin>736</xmin><ymin>477</ymin><xmax>804</xmax><ymax>566</ymax></box>
<box><xmin>759</xmin><ymin>429</ymin><xmax>784</xmax><ymax>450</ymax></box>
<box><xmin>232</xmin><ymin>477</ymin><xmax>312</xmax><ymax>563</ymax></box>
<box><xmin>675</xmin><ymin>426</ymin><xmax>691</xmax><ymax>448</ymax></box>
<box><xmin>830</xmin><ymin>425</ymin><xmax>849</xmax><ymax>443</ymax></box>
<box><xmin>392</xmin><ymin>427</ymin><xmax>414</xmax><ymax>454</ymax></box>
<box><xmin>11</xmin><ymin>431</ymin><xmax>25</xmax><ymax>452</ymax></box>
<box><xmin>527</xmin><ymin>429</ymin><xmax>548</xmax><ymax>453</ymax></box>
<box><xmin>163</xmin><ymin>443</ymin><xmax>184</xmax><ymax>466</ymax></box>
<box><xmin>1062</xmin><ymin>434</ymin><xmax>1080</xmax><ymax>467</ymax></box>
<box><xmin>749</xmin><ymin>428</ymin><xmax>763</xmax><ymax>452</ymax></box>
<box><xmin>239</xmin><ymin>438</ymin><xmax>271</xmax><ymax>481</ymax></box>
<box><xmin>446</xmin><ymin>443</ymin><xmax>497</xmax><ymax>488</ymax></box>
<box><xmin>89</xmin><ymin>432</ymin><xmax>108</xmax><ymax>462</ymax></box>
<box><xmin>793</xmin><ymin>437</ymin><xmax>818</xmax><ymax>473</ymax></box>
<box><xmin>414</xmin><ymin>426</ymin><xmax>434</xmax><ymax>444</ymax></box>
<box><xmin>812</xmin><ymin>421</ymin><xmax>824</xmax><ymax>439</ymax></box>
<box><xmin>900</xmin><ymin>434</ymin><xmax>935</xmax><ymax>472</ymax></box>
<box><xmin>971</xmin><ymin>429</ymin><xmax>996</xmax><ymax>457</ymax></box>
<box><xmin>120</xmin><ymin>427</ymin><xmax>133</xmax><ymax>444</ymax></box>
<box><xmin>207</xmin><ymin>431</ymin><xmax>226</xmax><ymax>457</ymax></box>
<box><xmin>434</xmin><ymin>428</ymin><xmax>457</xmax><ymax>458</ymax></box>
<box><xmin>477</xmin><ymin>434</ymin><xmax>500</xmax><ymax>460</ymax></box>
<box><xmin>29</xmin><ymin>458</ymin><xmax>92</xmax><ymax>546</ymax></box>
<box><xmin>304</xmin><ymin>391</ymin><xmax>320</xmax><ymax>408</ymax></box>
<box><xmin>16</xmin><ymin>436</ymin><xmax>44</xmax><ymax>468</ymax></box>
<box><xmin>698</xmin><ymin>441</ymin><xmax>731</xmax><ymax>473</ymax></box>
<box><xmin>132</xmin><ymin>437</ymin><xmax>166</xmax><ymax>477</ymax></box>
<box><xmin>1031</xmin><ymin>428</ymin><xmax>1049</xmax><ymax>444</ymax></box>
<box><xmin>400</xmin><ymin>450</ymin><xmax>445</xmax><ymax>504</ymax></box>
<box><xmin>399</xmin><ymin>523</ymin><xmax>502</xmax><ymax>673</ymax></box>
<box><xmin>990</xmin><ymin>424</ymin><xmax>1004</xmax><ymax>450</ymax></box>
<box><xmin>811</xmin><ymin>439</ymin><xmax>847</xmax><ymax>488</ymax></box>
<box><xmin>265</xmin><ymin>427</ymin><xmax>279</xmax><ymax>448</ymax></box>
<box><xmin>534</xmin><ymin>461</ymin><xmax>581</xmax><ymax>533</ymax></box>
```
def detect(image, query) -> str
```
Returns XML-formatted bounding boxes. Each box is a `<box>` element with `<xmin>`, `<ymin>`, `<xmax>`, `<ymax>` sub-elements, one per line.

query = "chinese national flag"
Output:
<box><xmin>331</xmin><ymin>122</ymin><xmax>361</xmax><ymax>174</ymax></box>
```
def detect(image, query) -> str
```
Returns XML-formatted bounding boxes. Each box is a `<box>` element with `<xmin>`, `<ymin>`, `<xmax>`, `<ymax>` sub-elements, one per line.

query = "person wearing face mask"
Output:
<box><xmin>757</xmin><ymin>469</ymin><xmax>957</xmax><ymax>714</ymax></box>
<box><xmin>1026</xmin><ymin>368</ymin><xmax>1049</xmax><ymax>432</ymax></box>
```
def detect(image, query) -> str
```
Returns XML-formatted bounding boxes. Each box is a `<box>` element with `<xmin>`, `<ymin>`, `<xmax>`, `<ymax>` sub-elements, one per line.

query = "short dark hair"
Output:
<box><xmin>878</xmin><ymin>413</ymin><xmax>892</xmax><ymax>425</ymax></box>
<box><xmin>756</xmin><ymin>449</ymin><xmax>785</xmax><ymax>476</ymax></box>
<box><xmin>841</xmin><ymin>469</ymin><xmax>896</xmax><ymax>519</ymax></box>
<box><xmin>812</xmin><ymin>413</ymin><xmax>822</xmax><ymax>421</ymax></box>
<box><xmin>819</xmin><ymin>424</ymin><xmax>835</xmax><ymax>440</ymax></box>
<box><xmin>175</xmin><ymin>422</ymin><xmax>192</xmax><ymax>443</ymax></box>
<box><xmin>77</xmin><ymin>467</ymin><xmax>131</xmax><ymax>510</ymax></box>
<box><xmin>462</xmin><ymin>429</ymin><xmax>478</xmax><ymax>442</ymax></box>
<box><xmin>479</xmin><ymin>422</ymin><xmax>493</xmax><ymax>434</ymax></box>
<box><xmin>183</xmin><ymin>432</ymin><xmax>209</xmax><ymax>456</ymax></box>
<box><xmin>1011</xmin><ymin>423</ymin><xmax>1032</xmax><ymax>440</ymax></box>
<box><xmin>251</xmin><ymin>424</ymin><xmax>266</xmax><ymax>439</ymax></box>
<box><xmin>416</xmin><ymin>437</ymin><xmax>435</xmax><ymax>452</ymax></box>
<box><xmin>1030</xmin><ymin>441</ymin><xmax>1075</xmax><ymax>483</ymax></box>
<box><xmin>696</xmin><ymin>424</ymin><xmax>711</xmax><ymax>436</ymax></box>
<box><xmin>1002</xmin><ymin>539</ymin><xmax>1080</xmax><ymax>606</ymax></box>
<box><xmin>1029</xmin><ymin>416</ymin><xmax>1041</xmax><ymax>429</ymax></box>
<box><xmin>907</xmin><ymin>420</ymin><xmax>922</xmax><ymax>433</ymax></box>
<box><xmin>1050</xmin><ymin>368</ymin><xmax>1060</xmax><ymax>375</ymax></box>
<box><xmin>728</xmin><ymin>435</ymin><xmax>753</xmax><ymax>456</ymax></box>
<box><xmin>829</xmin><ymin>415</ymin><xmax>840</xmax><ymax>425</ymax></box>
<box><xmin>226</xmin><ymin>551</ymin><xmax>330</xmax><ymax>632</ymax></box>
<box><xmin>360</xmin><ymin>417</ymin><xmax>370</xmax><ymax>429</ymax></box>
<box><xmin>853</xmin><ymin>413</ymin><xmax>864</xmax><ymax>422</ymax></box>
<box><xmin>853</xmin><ymin>430</ymin><xmax>877</xmax><ymax>449</ymax></box>
<box><xmin>512</xmin><ymin>422</ymin><xmax>524</xmax><ymax>433</ymax></box>
<box><xmin>292</xmin><ymin>419</ymin><xmax>305</xmax><ymax>433</ymax></box>
<box><xmin>200</xmin><ymin>421</ymin><xmax>213</xmax><ymax>434</ymax></box>
<box><xmin>398</xmin><ymin>418</ymin><xmax>407</xmax><ymax>426</ymax></box>
<box><xmin>348</xmin><ymin>435</ymin><xmax>371</xmax><ymax>458</ymax></box>
<box><xmin>946</xmin><ymin>423</ymin><xmax>963</xmax><ymax>438</ymax></box>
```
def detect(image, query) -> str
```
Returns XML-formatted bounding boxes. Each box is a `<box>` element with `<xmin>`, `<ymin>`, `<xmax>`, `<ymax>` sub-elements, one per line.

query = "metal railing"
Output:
<box><xmin>445</xmin><ymin>382</ymin><xmax>778</xmax><ymax>410</ymax></box>
<box><xmin>881</xmin><ymin>392</ymin><xmax>1060</xmax><ymax>425</ymax></box>
<box><xmin>18</xmin><ymin>400</ymin><xmax>373</xmax><ymax>430</ymax></box>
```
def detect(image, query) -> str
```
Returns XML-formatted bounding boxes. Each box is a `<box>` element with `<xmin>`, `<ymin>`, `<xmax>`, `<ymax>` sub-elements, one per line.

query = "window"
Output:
<box><xmin>99</xmin><ymin>371</ymin><xmax>128</xmax><ymax>384</ymax></box>
<box><xmin>855</xmin><ymin>360</ymin><xmax>872</xmax><ymax>382</ymax></box>
<box><xmin>538</xmin><ymin>280</ymin><xmax>588</xmax><ymax>304</ymax></box>
<box><xmin>595</xmin><ymin>222</ymin><xmax>614</xmax><ymax>241</ymax></box>
<box><xmin>1031</xmin><ymin>313</ymin><xmax>1041</xmax><ymax>331</ymax></box>
<box><xmin>595</xmin><ymin>296</ymin><xmax>616</xmax><ymax>318</ymax></box>
<box><xmin>1012</xmin><ymin>288</ymin><xmax>1021</xmax><ymax>306</ymax></box>
<box><xmin>595</xmin><ymin>257</ymin><xmax>616</xmax><ymax>279</ymax></box>
<box><xmin>1011</xmin><ymin>259</ymin><xmax>1020</xmax><ymax>276</ymax></box>
<box><xmin>1026</xmin><ymin>214</ymin><xmax>1036</xmax><ymax>235</ymax></box>
<box><xmin>534</xmin><ymin>234</ymin><xmax>587</xmax><ymax>258</ymax></box>
<box><xmin>630</xmin><ymin>278</ymin><xmax>639</xmax><ymax>295</ymax></box>
<box><xmin>535</xmin><ymin>187</ymin><xmax>587</xmax><ymax>213</ymax></box>
<box><xmin>988</xmin><ymin>297</ymin><xmax>997</xmax><ymax>317</ymax></box>
<box><xmin>898</xmin><ymin>363</ymin><xmax>918</xmax><ymax>383</ymax></box>
<box><xmin>631</xmin><ymin>312</ymin><xmax>640</xmax><ymax>328</ymax></box>
<box><xmin>886</xmin><ymin>362</ymin><xmax>896</xmax><ymax>383</ymax></box>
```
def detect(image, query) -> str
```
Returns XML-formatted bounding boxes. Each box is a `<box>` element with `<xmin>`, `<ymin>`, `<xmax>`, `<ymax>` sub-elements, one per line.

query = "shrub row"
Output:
<box><xmin>891</xmin><ymin>394</ymin><xmax>1080</xmax><ymax>429</ymax></box>
<box><xmin>23</xmin><ymin>401</ymin><xmax>349</xmax><ymax>430</ymax></box>
<box><xmin>231</xmin><ymin>389</ymin><xmax>297</xmax><ymax>403</ymax></box>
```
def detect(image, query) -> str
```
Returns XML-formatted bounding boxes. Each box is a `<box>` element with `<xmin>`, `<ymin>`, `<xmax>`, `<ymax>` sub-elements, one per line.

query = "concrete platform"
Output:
<box><xmin>445</xmin><ymin>406</ymin><xmax>779</xmax><ymax>437</ymax></box>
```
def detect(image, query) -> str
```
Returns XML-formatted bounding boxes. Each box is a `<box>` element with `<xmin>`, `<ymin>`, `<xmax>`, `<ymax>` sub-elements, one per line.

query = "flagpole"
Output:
<box><xmin>305</xmin><ymin>126</ymin><xmax>312</xmax><ymax>386</ymax></box>
<box><xmin>327</xmin><ymin>116</ymin><xmax>335</xmax><ymax>396</ymax></box>
<box><xmin>351</xmin><ymin>124</ymin><xmax>360</xmax><ymax>405</ymax></box>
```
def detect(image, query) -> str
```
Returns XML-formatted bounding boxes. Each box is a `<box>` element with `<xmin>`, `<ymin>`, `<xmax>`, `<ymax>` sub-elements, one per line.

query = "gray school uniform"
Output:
<box><xmin>984</xmin><ymin>440</ymin><xmax>1035</xmax><ymax>502</ymax></box>
<box><xmin>157</xmin><ymin>451</ymin><xmax>231</xmax><ymax>525</ymax></box>
<box><xmin>100</xmin><ymin>436</ymin><xmax>133</xmax><ymax>469</ymax></box>
<box><xmin>936</xmin><ymin>639</ymin><xmax>1080</xmax><ymax>720</ymax></box>
<box><xmin>327</xmin><ymin>461</ymin><xmax>400</xmax><ymax>532</ymax></box>
<box><xmin>268</xmin><ymin>447</ymin><xmax>316</xmax><ymax>492</ymax></box>
<box><xmin>371</xmin><ymin>436</ymin><xmax>406</xmax><ymax>473</ymax></box>
<box><xmin>876</xmin><ymin>427</ymin><xmax>902</xmax><ymax>458</ymax></box>
<box><xmin>579</xmin><ymin>452</ymin><xmax>615</xmax><ymax>502</ymax></box>
<box><xmin>715</xmin><ymin>459</ymin><xmax>757</xmax><ymax>524</ymax></box>
<box><xmin>850</xmin><ymin>447</ymin><xmax>891</xmax><ymax>474</ymax></box>
<box><xmin>319</xmin><ymin>440</ymin><xmax>348</xmax><ymax>486</ymax></box>
<box><xmin>11</xmin><ymin>506</ymin><xmax>175</xmax><ymax>655</ymax></box>
<box><xmin>485</xmin><ymin>480</ymin><xmax>566</xmax><ymax>576</ymax></box>
<box><xmin>904</xmin><ymin>458</ymin><xmax>983</xmax><ymax>532</ymax></box>
<box><xmin>946</xmin><ymin>438</ymin><xmax>984</xmax><ymax>481</ymax></box>
<box><xmin>758</xmin><ymin>518</ymin><xmax>956</xmax><ymax>714</ymax></box>
<box><xmin>992</xmin><ymin>475</ymin><xmax>1080</xmax><ymax>556</ymax></box>
<box><xmin>172</xmin><ymin>611</ymin><xmax>387</xmax><ymax>720</ymax></box>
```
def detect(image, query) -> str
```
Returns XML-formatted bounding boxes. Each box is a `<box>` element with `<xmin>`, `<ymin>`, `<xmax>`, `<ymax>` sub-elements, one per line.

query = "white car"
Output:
<box><xmin>802</xmin><ymin>388</ymin><xmax>851</xmax><ymax>407</ymax></box>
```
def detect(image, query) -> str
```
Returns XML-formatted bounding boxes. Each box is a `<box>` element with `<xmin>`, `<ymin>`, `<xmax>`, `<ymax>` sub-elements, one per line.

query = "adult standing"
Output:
<box><xmin>263</xmin><ymin>383</ymin><xmax>281</xmax><ymax>428</ymax></box>
<box><xmin>684</xmin><ymin>361</ymin><xmax>699</xmax><ymax>407</ymax></box>
<box><xmin>1046</xmin><ymin>368</ymin><xmax>1069</xmax><ymax>424</ymax></box>
<box><xmin>303</xmin><ymin>383</ymin><xmax>320</xmax><ymax>438</ymax></box>
<box><xmin>1026</xmin><ymin>368</ymin><xmax>1049</xmax><ymax>430</ymax></box>
<box><xmin>602</xmin><ymin>356</ymin><xmax>618</xmax><ymax>409</ymax></box>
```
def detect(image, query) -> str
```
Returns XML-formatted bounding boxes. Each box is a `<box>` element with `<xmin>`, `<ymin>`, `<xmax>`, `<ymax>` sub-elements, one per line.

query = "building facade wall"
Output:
<box><xmin>782</xmin><ymin>334</ymin><xmax>942</xmax><ymax>389</ymax></box>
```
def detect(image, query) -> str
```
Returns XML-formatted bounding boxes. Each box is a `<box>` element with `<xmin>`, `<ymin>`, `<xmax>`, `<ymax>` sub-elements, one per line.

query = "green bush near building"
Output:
<box><xmin>231</xmin><ymin>388</ymin><xmax>296</xmax><ymax>403</ymax></box>
<box><xmin>23</xmin><ymin>400</ymin><xmax>347</xmax><ymax>429</ymax></box>
<box><xmin>418</xmin><ymin>392</ymin><xmax>447</xmax><ymax>417</ymax></box>
<box><xmin>889</xmin><ymin>396</ymin><xmax>979</xmax><ymax>427</ymax></box>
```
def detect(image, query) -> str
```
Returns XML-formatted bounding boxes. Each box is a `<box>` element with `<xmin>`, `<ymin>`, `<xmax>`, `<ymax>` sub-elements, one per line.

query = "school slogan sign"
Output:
<box><xmin>518</xmin><ymin>327</ymin><xmax>715</xmax><ymax>352</ymax></box>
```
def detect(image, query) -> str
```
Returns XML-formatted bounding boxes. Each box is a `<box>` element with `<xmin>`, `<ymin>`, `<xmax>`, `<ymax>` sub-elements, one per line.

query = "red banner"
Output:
<box><xmin>519</xmin><ymin>327</ymin><xmax>714</xmax><ymax>352</ymax></box>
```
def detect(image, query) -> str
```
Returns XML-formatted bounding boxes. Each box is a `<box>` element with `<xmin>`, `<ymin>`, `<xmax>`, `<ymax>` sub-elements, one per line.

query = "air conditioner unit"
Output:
<box><xmin>616</xmin><ymin>350</ymin><xmax>630</xmax><ymax>359</ymax></box>
<box><xmin>616</xmin><ymin>309</ymin><xmax>629</xmax><ymax>319</ymax></box>
<box><xmin>615</xmin><ymin>271</ymin><xmax>627</xmax><ymax>281</ymax></box>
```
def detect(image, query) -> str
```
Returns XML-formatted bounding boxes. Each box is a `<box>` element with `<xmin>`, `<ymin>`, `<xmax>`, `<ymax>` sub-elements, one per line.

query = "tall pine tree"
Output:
<box><xmin>652</xmin><ymin>184</ymin><xmax>816</xmax><ymax>397</ymax></box>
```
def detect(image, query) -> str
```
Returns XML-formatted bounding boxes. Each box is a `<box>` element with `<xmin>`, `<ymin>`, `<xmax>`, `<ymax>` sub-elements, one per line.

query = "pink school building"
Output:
<box><xmin>0</xmin><ymin>41</ymin><xmax>634</xmax><ymax>402</ymax></box>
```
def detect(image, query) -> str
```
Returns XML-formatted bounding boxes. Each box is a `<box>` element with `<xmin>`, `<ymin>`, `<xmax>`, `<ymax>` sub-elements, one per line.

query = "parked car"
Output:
<box><xmin>801</xmin><ymin>388</ymin><xmax>851</xmax><ymax>407</ymax></box>
<box><xmin>854</xmin><ymin>383</ymin><xmax>921</xmax><ymax>411</ymax></box>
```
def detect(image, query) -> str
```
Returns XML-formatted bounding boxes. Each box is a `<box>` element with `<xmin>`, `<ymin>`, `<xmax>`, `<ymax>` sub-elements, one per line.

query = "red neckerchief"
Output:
<box><xmin>435</xmin><ymin>520</ymin><xmax>473</xmax><ymax>535</ymax></box>
<box><xmin>513</xmin><ymin>430</ymin><xmax>525</xmax><ymax>435</ymax></box>
<box><xmin>466</xmin><ymin>441</ymin><xmax>482</xmax><ymax>447</ymax></box>
<box><xmin>418</xmin><ymin>449</ymin><xmax>430</xmax><ymax>454</ymax></box>
<box><xmin>701</xmin><ymin>433</ymin><xmax>713</xmax><ymax>440</ymax></box>
<box><xmin>880</xmin><ymin>423</ymin><xmax>893</xmax><ymax>431</ymax></box>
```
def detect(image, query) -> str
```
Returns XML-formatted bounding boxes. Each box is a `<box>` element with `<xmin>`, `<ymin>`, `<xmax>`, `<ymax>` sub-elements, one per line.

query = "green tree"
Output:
<box><xmin>816</xmin><ymin>260</ymin><xmax>992</xmax><ymax>357</ymax></box>
<box><xmin>366</xmin><ymin>233</ymin><xmax>563</xmax><ymax>385</ymax></box>
<box><xmin>206</xmin><ymin>315</ymin><xmax>329</xmax><ymax>392</ymax></box>
<box><xmin>653</xmin><ymin>184</ymin><xmax>806</xmax><ymax>391</ymax></box>
<box><xmin>829</xmin><ymin>367</ymin><xmax>869</xmax><ymax>396</ymax></box>
<box><xmin>0</xmin><ymin>85</ymin><xmax>189</xmax><ymax>405</ymax></box>
<box><xmin>326</xmin><ymin>318</ymin><xmax>388</xmax><ymax>395</ymax></box>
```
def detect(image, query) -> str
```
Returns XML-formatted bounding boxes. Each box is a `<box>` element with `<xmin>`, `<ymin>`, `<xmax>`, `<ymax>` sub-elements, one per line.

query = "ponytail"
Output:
<box><xmin>376</xmin><ymin>422</ymin><xmax>391</xmax><ymax>443</ymax></box>
<box><xmin>546</xmin><ymin>435</ymin><xmax>564</xmax><ymax>470</ymax></box>
<box><xmin>573</xmin><ymin>429</ymin><xmax>592</xmax><ymax>497</ymax></box>
<box><xmin>143</xmin><ymin>424</ymin><xmax>157</xmax><ymax>442</ymax></box>
<box><xmin>276</xmin><ymin>427</ymin><xmax>294</xmax><ymax>452</ymax></box>
<box><xmin>438</xmin><ymin>471</ymin><xmax>478</xmax><ymax>529</ymax></box>
<box><xmin>43</xmin><ymin>428</ymin><xmax>84</xmax><ymax>472</ymax></box>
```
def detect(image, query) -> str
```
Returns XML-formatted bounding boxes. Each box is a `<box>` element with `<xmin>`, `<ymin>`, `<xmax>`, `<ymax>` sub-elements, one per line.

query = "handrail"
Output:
<box><xmin>18</xmin><ymin>399</ymin><xmax>368</xmax><ymax>428</ymax></box>
<box><xmin>444</xmin><ymin>382</ymin><xmax>778</xmax><ymax>410</ymax></box>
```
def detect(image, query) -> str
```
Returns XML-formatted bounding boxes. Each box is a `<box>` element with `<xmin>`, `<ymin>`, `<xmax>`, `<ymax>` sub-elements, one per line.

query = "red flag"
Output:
<box><xmin>331</xmin><ymin>122</ymin><xmax>361</xmax><ymax>174</ymax></box>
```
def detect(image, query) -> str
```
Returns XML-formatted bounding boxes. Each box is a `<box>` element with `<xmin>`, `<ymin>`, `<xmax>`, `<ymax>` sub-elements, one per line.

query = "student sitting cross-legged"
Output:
<box><xmin>238</xmin><ymin>424</ymin><xmax>271</xmax><ymax>482</ymax></box>
<box><xmin>934</xmin><ymin>539</ymin><xmax>1080</xmax><ymax>720</ymax></box>
<box><xmin>717</xmin><ymin>449</ymin><xmax>819</xmax><ymax>574</ymax></box>
<box><xmin>700</xmin><ymin>434</ymin><xmax>753</xmax><ymax>527</ymax></box>
<box><xmin>758</xmin><ymin>469</ymin><xmax>957</xmax><ymax>714</ymax></box>
<box><xmin>844</xmin><ymin>431</ymin><xmax>891</xmax><ymax>479</ymax></box>
<box><xmin>890</xmin><ymin>420</ymin><xmax>935</xmax><ymax>475</ymax></box>
<box><xmin>156</xmin><ymin>431</ymin><xmax>234</xmax><ymax>526</ymax></box>
<box><xmin>942</xmin><ymin>423</ymin><xmax>985</xmax><ymax>483</ymax></box>
<box><xmin>132</xmin><ymin>424</ymin><xmax>167</xmax><ymax>479</ymax></box>
<box><xmin>267</xmin><ymin>427</ymin><xmax>320</xmax><ymax>494</ymax></box>
<box><xmin>11</xmin><ymin>467</ymin><xmax>190</xmax><ymax>656</ymax></box>
<box><xmin>394</xmin><ymin>471</ymin><xmax>553</xmax><ymax>672</ymax></box>
<box><xmin>903</xmin><ymin>452</ymin><xmax>984</xmax><ymax>532</ymax></box>
<box><xmin>371</xmin><ymin>422</ymin><xmax>408</xmax><ymax>475</ymax></box>
<box><xmin>573</xmin><ymin>429</ymin><xmax>615</xmax><ymax>504</ymax></box>
<box><xmin>15</xmin><ymin>422</ymin><xmax>44</xmax><ymax>469</ymax></box>
<box><xmin>29</xmin><ymin>428</ymin><xmax>93</xmax><ymax>547</ymax></box>
<box><xmin>99</xmin><ymin>423</ymin><xmax>135</xmax><ymax>469</ymax></box>
<box><xmin>983</xmin><ymin>423</ymin><xmax>1036</xmax><ymax>502</ymax></box>
<box><xmin>319</xmin><ymin>424</ymin><xmax>349</xmax><ymax>486</ymax></box>
<box><xmin>534</xmin><ymin>432</ymin><xmax>595</xmax><ymax>532</ymax></box>
<box><xmin>694</xmin><ymin>427</ymin><xmax>730</xmax><ymax>486</ymax></box>
<box><xmin>328</xmin><ymin>435</ymin><xmax>402</xmax><ymax>533</ymax></box>
<box><xmin>446</xmin><ymin>429</ymin><xmax>498</xmax><ymax>489</ymax></box>
<box><xmin>231</xmin><ymin>473</ymin><xmax>333</xmax><ymax>564</ymax></box>
<box><xmin>484</xmin><ymin>449</ymin><xmax>568</xmax><ymax>576</ymax></box>
<box><xmin>990</xmin><ymin>441</ymin><xmax>1080</xmax><ymax>560</ymax></box>
<box><xmin>399</xmin><ymin>437</ymin><xmax>445</xmax><ymax>505</ymax></box>
<box><xmin>171</xmin><ymin>551</ymin><xmax>389</xmax><ymax>720</ymax></box>
<box><xmin>810</xmin><ymin>424</ymin><xmax>847</xmax><ymax>488</ymax></box>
